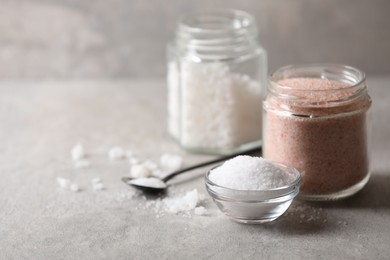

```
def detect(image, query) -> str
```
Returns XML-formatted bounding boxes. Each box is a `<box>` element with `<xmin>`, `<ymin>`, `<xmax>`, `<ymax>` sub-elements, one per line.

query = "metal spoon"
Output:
<box><xmin>121</xmin><ymin>145</ymin><xmax>262</xmax><ymax>193</ymax></box>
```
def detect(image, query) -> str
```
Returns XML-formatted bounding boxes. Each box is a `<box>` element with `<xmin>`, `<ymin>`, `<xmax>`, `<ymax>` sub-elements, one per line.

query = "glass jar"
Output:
<box><xmin>263</xmin><ymin>64</ymin><xmax>372</xmax><ymax>201</ymax></box>
<box><xmin>167</xmin><ymin>9</ymin><xmax>267</xmax><ymax>155</ymax></box>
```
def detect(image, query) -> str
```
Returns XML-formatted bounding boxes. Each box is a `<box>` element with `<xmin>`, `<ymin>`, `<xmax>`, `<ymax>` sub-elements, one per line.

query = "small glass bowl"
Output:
<box><xmin>205</xmin><ymin>162</ymin><xmax>301</xmax><ymax>224</ymax></box>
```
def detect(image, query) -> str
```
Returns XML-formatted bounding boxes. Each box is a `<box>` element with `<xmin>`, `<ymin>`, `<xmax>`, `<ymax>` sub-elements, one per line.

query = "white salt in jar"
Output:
<box><xmin>263</xmin><ymin>64</ymin><xmax>372</xmax><ymax>201</ymax></box>
<box><xmin>167</xmin><ymin>9</ymin><xmax>267</xmax><ymax>154</ymax></box>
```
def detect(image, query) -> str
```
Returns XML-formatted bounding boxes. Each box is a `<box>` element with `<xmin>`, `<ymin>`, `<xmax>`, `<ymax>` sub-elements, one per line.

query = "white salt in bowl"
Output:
<box><xmin>205</xmin><ymin>162</ymin><xmax>301</xmax><ymax>224</ymax></box>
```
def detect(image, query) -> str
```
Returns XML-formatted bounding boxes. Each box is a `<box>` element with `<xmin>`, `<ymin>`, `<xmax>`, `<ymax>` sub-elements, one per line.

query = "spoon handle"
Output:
<box><xmin>162</xmin><ymin>145</ymin><xmax>262</xmax><ymax>182</ymax></box>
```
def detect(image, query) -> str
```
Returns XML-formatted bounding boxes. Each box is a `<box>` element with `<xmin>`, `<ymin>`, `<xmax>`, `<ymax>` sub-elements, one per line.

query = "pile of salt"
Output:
<box><xmin>209</xmin><ymin>156</ymin><xmax>294</xmax><ymax>190</ymax></box>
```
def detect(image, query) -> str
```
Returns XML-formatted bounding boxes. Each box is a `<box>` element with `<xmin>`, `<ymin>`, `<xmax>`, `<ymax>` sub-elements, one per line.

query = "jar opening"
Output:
<box><xmin>178</xmin><ymin>9</ymin><xmax>256</xmax><ymax>36</ymax></box>
<box><xmin>269</xmin><ymin>64</ymin><xmax>365</xmax><ymax>90</ymax></box>
<box><xmin>175</xmin><ymin>9</ymin><xmax>260</xmax><ymax>61</ymax></box>
<box><xmin>265</xmin><ymin>64</ymin><xmax>370</xmax><ymax>115</ymax></box>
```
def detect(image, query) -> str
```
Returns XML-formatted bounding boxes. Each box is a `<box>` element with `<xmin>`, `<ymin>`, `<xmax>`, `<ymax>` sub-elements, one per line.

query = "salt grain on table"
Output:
<box><xmin>160</xmin><ymin>153</ymin><xmax>183</xmax><ymax>172</ymax></box>
<box><xmin>194</xmin><ymin>206</ymin><xmax>207</xmax><ymax>216</ymax></box>
<box><xmin>71</xmin><ymin>144</ymin><xmax>85</xmax><ymax>161</ymax></box>
<box><xmin>142</xmin><ymin>189</ymin><xmax>204</xmax><ymax>217</ymax></box>
<box><xmin>91</xmin><ymin>178</ymin><xmax>104</xmax><ymax>191</ymax></box>
<box><xmin>57</xmin><ymin>177</ymin><xmax>80</xmax><ymax>192</ymax></box>
<box><xmin>74</xmin><ymin>159</ymin><xmax>90</xmax><ymax>168</ymax></box>
<box><xmin>130</xmin><ymin>163</ymin><xmax>153</xmax><ymax>178</ymax></box>
<box><xmin>108</xmin><ymin>146</ymin><xmax>126</xmax><ymax>160</ymax></box>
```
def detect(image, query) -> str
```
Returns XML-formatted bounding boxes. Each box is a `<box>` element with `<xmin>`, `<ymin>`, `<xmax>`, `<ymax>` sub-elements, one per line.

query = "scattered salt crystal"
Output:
<box><xmin>288</xmin><ymin>203</ymin><xmax>326</xmax><ymax>223</ymax></box>
<box><xmin>143</xmin><ymin>160</ymin><xmax>158</xmax><ymax>170</ymax></box>
<box><xmin>69</xmin><ymin>183</ymin><xmax>80</xmax><ymax>192</ymax></box>
<box><xmin>209</xmin><ymin>156</ymin><xmax>294</xmax><ymax>190</ymax></box>
<box><xmin>126</xmin><ymin>150</ymin><xmax>135</xmax><ymax>158</ymax></box>
<box><xmin>57</xmin><ymin>177</ymin><xmax>80</xmax><ymax>192</ymax></box>
<box><xmin>108</xmin><ymin>146</ymin><xmax>125</xmax><ymax>160</ymax></box>
<box><xmin>130</xmin><ymin>177</ymin><xmax>167</xmax><ymax>189</ymax></box>
<box><xmin>74</xmin><ymin>159</ymin><xmax>90</xmax><ymax>168</ymax></box>
<box><xmin>130</xmin><ymin>160</ymin><xmax>161</xmax><ymax>178</ymax></box>
<box><xmin>135</xmin><ymin>188</ymin><xmax>206</xmax><ymax>217</ymax></box>
<box><xmin>160</xmin><ymin>154</ymin><xmax>183</xmax><ymax>172</ymax></box>
<box><xmin>194</xmin><ymin>206</ymin><xmax>207</xmax><ymax>216</ymax></box>
<box><xmin>151</xmin><ymin>169</ymin><xmax>166</xmax><ymax>179</ymax></box>
<box><xmin>91</xmin><ymin>177</ymin><xmax>101</xmax><ymax>183</ymax></box>
<box><xmin>57</xmin><ymin>177</ymin><xmax>71</xmax><ymax>189</ymax></box>
<box><xmin>116</xmin><ymin>189</ymin><xmax>140</xmax><ymax>202</ymax></box>
<box><xmin>91</xmin><ymin>178</ymin><xmax>104</xmax><ymax>191</ymax></box>
<box><xmin>198</xmin><ymin>193</ymin><xmax>207</xmax><ymax>201</ymax></box>
<box><xmin>130</xmin><ymin>163</ymin><xmax>152</xmax><ymax>178</ymax></box>
<box><xmin>71</xmin><ymin>144</ymin><xmax>85</xmax><ymax>161</ymax></box>
<box><xmin>92</xmin><ymin>182</ymin><xmax>104</xmax><ymax>191</ymax></box>
<box><xmin>129</xmin><ymin>157</ymin><xmax>140</xmax><ymax>165</ymax></box>
<box><xmin>165</xmin><ymin>189</ymin><xmax>199</xmax><ymax>214</ymax></box>
<box><xmin>183</xmin><ymin>189</ymin><xmax>198</xmax><ymax>209</ymax></box>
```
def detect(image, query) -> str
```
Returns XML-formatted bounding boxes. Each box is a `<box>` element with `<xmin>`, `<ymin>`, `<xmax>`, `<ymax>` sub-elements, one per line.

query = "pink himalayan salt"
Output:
<box><xmin>264</xmin><ymin>78</ymin><xmax>370</xmax><ymax>196</ymax></box>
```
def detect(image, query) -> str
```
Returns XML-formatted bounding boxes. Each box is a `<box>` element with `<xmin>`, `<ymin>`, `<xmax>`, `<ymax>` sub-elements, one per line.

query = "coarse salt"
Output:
<box><xmin>92</xmin><ymin>182</ymin><xmax>104</xmax><ymax>191</ymax></box>
<box><xmin>209</xmin><ymin>156</ymin><xmax>294</xmax><ymax>190</ymax></box>
<box><xmin>160</xmin><ymin>153</ymin><xmax>183</xmax><ymax>172</ymax></box>
<box><xmin>108</xmin><ymin>146</ymin><xmax>125</xmax><ymax>160</ymax></box>
<box><xmin>69</xmin><ymin>183</ymin><xmax>80</xmax><ymax>192</ymax></box>
<box><xmin>126</xmin><ymin>150</ymin><xmax>135</xmax><ymax>158</ymax></box>
<box><xmin>91</xmin><ymin>177</ymin><xmax>101</xmax><ymax>183</ymax></box>
<box><xmin>173</xmin><ymin>62</ymin><xmax>262</xmax><ymax>149</ymax></box>
<box><xmin>129</xmin><ymin>177</ymin><xmax>167</xmax><ymax>189</ymax></box>
<box><xmin>147</xmin><ymin>189</ymin><xmax>202</xmax><ymax>215</ymax></box>
<box><xmin>194</xmin><ymin>206</ymin><xmax>207</xmax><ymax>216</ymax></box>
<box><xmin>74</xmin><ymin>159</ymin><xmax>90</xmax><ymax>168</ymax></box>
<box><xmin>128</xmin><ymin>157</ymin><xmax>140</xmax><ymax>165</ymax></box>
<box><xmin>143</xmin><ymin>160</ymin><xmax>158</xmax><ymax>171</ymax></box>
<box><xmin>165</xmin><ymin>189</ymin><xmax>201</xmax><ymax>214</ymax></box>
<box><xmin>116</xmin><ymin>189</ymin><xmax>141</xmax><ymax>202</ymax></box>
<box><xmin>130</xmin><ymin>160</ymin><xmax>161</xmax><ymax>178</ymax></box>
<box><xmin>91</xmin><ymin>178</ymin><xmax>104</xmax><ymax>191</ymax></box>
<box><xmin>71</xmin><ymin>144</ymin><xmax>85</xmax><ymax>161</ymax></box>
<box><xmin>57</xmin><ymin>177</ymin><xmax>80</xmax><ymax>192</ymax></box>
<box><xmin>130</xmin><ymin>164</ymin><xmax>152</xmax><ymax>178</ymax></box>
<box><xmin>57</xmin><ymin>177</ymin><xmax>71</xmax><ymax>189</ymax></box>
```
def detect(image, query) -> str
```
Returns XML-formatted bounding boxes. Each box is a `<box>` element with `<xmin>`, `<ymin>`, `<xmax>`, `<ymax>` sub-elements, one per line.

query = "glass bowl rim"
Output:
<box><xmin>205</xmin><ymin>160</ymin><xmax>301</xmax><ymax>197</ymax></box>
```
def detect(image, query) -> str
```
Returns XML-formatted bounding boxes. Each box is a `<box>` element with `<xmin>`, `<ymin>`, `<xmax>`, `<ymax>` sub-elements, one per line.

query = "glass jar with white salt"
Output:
<box><xmin>167</xmin><ymin>9</ymin><xmax>267</xmax><ymax>154</ymax></box>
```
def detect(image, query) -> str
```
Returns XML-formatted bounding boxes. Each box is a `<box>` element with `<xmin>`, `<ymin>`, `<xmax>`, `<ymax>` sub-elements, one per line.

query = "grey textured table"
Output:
<box><xmin>1</xmin><ymin>78</ymin><xmax>389</xmax><ymax>259</ymax></box>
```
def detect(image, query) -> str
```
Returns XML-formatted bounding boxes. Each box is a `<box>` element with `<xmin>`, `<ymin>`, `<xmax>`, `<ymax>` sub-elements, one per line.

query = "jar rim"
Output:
<box><xmin>265</xmin><ymin>64</ymin><xmax>370</xmax><ymax>115</ymax></box>
<box><xmin>269</xmin><ymin>63</ymin><xmax>366</xmax><ymax>92</ymax></box>
<box><xmin>178</xmin><ymin>8</ymin><xmax>257</xmax><ymax>36</ymax></box>
<box><xmin>174</xmin><ymin>9</ymin><xmax>261</xmax><ymax>61</ymax></box>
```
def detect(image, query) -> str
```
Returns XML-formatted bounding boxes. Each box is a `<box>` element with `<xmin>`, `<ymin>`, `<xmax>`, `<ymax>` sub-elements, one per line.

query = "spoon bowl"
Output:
<box><xmin>121</xmin><ymin>146</ymin><xmax>262</xmax><ymax>193</ymax></box>
<box><xmin>121</xmin><ymin>177</ymin><xmax>167</xmax><ymax>193</ymax></box>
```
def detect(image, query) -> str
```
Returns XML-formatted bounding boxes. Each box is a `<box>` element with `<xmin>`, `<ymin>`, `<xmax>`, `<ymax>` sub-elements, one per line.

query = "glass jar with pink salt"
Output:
<box><xmin>263</xmin><ymin>64</ymin><xmax>372</xmax><ymax>201</ymax></box>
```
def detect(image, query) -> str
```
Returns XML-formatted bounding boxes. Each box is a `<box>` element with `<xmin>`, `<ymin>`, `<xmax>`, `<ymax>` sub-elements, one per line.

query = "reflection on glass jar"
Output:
<box><xmin>263</xmin><ymin>64</ymin><xmax>372</xmax><ymax>201</ymax></box>
<box><xmin>167</xmin><ymin>9</ymin><xmax>267</xmax><ymax>155</ymax></box>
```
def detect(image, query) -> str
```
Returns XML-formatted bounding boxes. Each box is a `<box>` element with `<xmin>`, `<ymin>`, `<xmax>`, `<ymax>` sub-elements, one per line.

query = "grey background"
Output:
<box><xmin>1</xmin><ymin>0</ymin><xmax>390</xmax><ymax>78</ymax></box>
